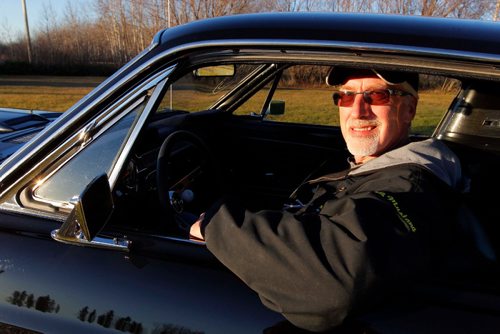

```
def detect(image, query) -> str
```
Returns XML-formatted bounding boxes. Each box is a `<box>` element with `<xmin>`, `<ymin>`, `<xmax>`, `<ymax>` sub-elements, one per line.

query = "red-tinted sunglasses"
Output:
<box><xmin>332</xmin><ymin>89</ymin><xmax>411</xmax><ymax>107</ymax></box>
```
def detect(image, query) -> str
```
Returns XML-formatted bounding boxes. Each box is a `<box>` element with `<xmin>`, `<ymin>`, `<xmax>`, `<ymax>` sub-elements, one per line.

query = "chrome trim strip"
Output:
<box><xmin>108</xmin><ymin>77</ymin><xmax>169</xmax><ymax>188</ymax></box>
<box><xmin>142</xmin><ymin>39</ymin><xmax>500</xmax><ymax>66</ymax></box>
<box><xmin>0</xmin><ymin>201</ymin><xmax>66</xmax><ymax>222</ymax></box>
<box><xmin>51</xmin><ymin>229</ymin><xmax>130</xmax><ymax>252</ymax></box>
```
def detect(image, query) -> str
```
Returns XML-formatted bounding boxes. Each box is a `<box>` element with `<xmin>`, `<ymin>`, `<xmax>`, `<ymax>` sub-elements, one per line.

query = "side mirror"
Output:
<box><xmin>266</xmin><ymin>100</ymin><xmax>285</xmax><ymax>115</ymax></box>
<box><xmin>51</xmin><ymin>173</ymin><xmax>129</xmax><ymax>251</ymax></box>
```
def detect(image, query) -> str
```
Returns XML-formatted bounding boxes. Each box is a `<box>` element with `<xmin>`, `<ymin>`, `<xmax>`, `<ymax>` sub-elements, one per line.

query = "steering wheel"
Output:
<box><xmin>157</xmin><ymin>130</ymin><xmax>221</xmax><ymax>232</ymax></box>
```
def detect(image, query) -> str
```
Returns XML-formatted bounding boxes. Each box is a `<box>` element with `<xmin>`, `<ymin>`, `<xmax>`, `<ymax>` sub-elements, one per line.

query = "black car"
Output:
<box><xmin>1</xmin><ymin>12</ymin><xmax>500</xmax><ymax>334</ymax></box>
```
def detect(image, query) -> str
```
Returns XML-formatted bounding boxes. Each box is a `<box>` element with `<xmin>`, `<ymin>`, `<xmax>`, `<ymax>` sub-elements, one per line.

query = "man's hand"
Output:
<box><xmin>189</xmin><ymin>213</ymin><xmax>205</xmax><ymax>241</ymax></box>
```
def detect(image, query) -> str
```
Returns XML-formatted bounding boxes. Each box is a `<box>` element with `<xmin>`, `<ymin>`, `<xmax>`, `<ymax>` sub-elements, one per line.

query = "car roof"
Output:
<box><xmin>157</xmin><ymin>12</ymin><xmax>500</xmax><ymax>59</ymax></box>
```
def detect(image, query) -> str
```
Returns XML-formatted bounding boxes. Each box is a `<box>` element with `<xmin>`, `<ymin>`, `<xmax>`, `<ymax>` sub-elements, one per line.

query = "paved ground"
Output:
<box><xmin>0</xmin><ymin>75</ymin><xmax>105</xmax><ymax>87</ymax></box>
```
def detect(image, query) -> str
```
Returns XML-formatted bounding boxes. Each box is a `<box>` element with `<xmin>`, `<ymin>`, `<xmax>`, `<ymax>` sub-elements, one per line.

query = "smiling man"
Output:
<box><xmin>330</xmin><ymin>68</ymin><xmax>419</xmax><ymax>164</ymax></box>
<box><xmin>190</xmin><ymin>68</ymin><xmax>466</xmax><ymax>332</ymax></box>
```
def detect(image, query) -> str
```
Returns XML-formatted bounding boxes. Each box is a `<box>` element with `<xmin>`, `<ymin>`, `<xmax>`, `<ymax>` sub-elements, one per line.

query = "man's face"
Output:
<box><xmin>338</xmin><ymin>76</ymin><xmax>417</xmax><ymax>164</ymax></box>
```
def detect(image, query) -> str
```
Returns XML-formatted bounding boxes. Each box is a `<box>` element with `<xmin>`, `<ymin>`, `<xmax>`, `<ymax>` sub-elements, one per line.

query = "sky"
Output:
<box><xmin>0</xmin><ymin>0</ymin><xmax>93</xmax><ymax>42</ymax></box>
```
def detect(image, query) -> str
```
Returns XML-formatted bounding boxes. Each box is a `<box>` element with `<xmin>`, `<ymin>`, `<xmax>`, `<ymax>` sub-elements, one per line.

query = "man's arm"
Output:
<box><xmin>193</xmin><ymin>167</ymin><xmax>457</xmax><ymax>331</ymax></box>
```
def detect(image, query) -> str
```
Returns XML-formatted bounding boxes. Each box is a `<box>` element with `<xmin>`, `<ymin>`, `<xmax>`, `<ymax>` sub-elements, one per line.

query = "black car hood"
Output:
<box><xmin>0</xmin><ymin>108</ymin><xmax>61</xmax><ymax>162</ymax></box>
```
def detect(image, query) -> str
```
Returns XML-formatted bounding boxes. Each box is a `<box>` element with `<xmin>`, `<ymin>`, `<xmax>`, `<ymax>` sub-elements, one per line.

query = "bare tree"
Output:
<box><xmin>0</xmin><ymin>19</ymin><xmax>21</xmax><ymax>59</ymax></box>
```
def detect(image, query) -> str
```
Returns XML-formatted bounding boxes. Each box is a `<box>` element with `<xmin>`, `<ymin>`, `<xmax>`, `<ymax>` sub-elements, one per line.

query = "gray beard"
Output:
<box><xmin>346</xmin><ymin>133</ymin><xmax>380</xmax><ymax>157</ymax></box>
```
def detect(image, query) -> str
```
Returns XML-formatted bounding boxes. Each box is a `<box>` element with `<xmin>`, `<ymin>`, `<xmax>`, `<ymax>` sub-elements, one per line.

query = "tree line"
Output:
<box><xmin>6</xmin><ymin>289</ymin><xmax>203</xmax><ymax>334</ymax></box>
<box><xmin>0</xmin><ymin>0</ymin><xmax>498</xmax><ymax>75</ymax></box>
<box><xmin>7</xmin><ymin>290</ymin><xmax>60</xmax><ymax>313</ymax></box>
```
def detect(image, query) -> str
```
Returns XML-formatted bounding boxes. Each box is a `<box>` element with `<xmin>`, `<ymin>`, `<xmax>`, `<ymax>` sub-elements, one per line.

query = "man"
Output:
<box><xmin>190</xmin><ymin>68</ymin><xmax>464</xmax><ymax>332</ymax></box>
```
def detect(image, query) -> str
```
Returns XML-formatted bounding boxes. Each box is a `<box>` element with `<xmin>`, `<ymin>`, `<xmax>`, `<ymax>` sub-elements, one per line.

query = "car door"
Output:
<box><xmin>0</xmin><ymin>213</ymin><xmax>283</xmax><ymax>334</ymax></box>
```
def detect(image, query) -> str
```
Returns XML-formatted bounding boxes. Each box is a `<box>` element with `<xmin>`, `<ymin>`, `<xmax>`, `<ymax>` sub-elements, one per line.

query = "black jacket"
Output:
<box><xmin>202</xmin><ymin>140</ymin><xmax>466</xmax><ymax>332</ymax></box>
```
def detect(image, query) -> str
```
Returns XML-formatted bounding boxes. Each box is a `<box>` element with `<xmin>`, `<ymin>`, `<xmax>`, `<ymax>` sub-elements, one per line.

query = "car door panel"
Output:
<box><xmin>0</xmin><ymin>213</ymin><xmax>284</xmax><ymax>334</ymax></box>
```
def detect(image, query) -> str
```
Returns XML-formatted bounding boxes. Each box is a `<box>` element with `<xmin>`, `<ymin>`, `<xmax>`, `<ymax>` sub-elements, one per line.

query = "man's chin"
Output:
<box><xmin>346</xmin><ymin>141</ymin><xmax>379</xmax><ymax>157</ymax></box>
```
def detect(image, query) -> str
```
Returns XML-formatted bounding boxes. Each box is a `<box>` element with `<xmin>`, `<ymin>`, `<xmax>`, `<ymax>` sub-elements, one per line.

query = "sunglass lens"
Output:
<box><xmin>333</xmin><ymin>90</ymin><xmax>393</xmax><ymax>107</ymax></box>
<box><xmin>333</xmin><ymin>92</ymin><xmax>355</xmax><ymax>107</ymax></box>
<box><xmin>368</xmin><ymin>90</ymin><xmax>390</xmax><ymax>105</ymax></box>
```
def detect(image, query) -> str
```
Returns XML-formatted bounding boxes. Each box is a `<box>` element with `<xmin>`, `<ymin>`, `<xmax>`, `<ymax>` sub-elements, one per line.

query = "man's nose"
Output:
<box><xmin>349</xmin><ymin>94</ymin><xmax>371</xmax><ymax>118</ymax></box>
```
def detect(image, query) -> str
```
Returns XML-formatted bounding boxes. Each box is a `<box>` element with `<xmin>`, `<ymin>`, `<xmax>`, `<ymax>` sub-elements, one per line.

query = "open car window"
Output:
<box><xmin>232</xmin><ymin>64</ymin><xmax>460</xmax><ymax>135</ymax></box>
<box><xmin>235</xmin><ymin>65</ymin><xmax>335</xmax><ymax>125</ymax></box>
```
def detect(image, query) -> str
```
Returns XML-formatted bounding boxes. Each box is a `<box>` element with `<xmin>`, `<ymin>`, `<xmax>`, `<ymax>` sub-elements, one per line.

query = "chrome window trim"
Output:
<box><xmin>108</xmin><ymin>77</ymin><xmax>169</xmax><ymax>188</ymax></box>
<box><xmin>189</xmin><ymin>50</ymin><xmax>499</xmax><ymax>79</ymax></box>
<box><xmin>0</xmin><ymin>200</ymin><xmax>67</xmax><ymax>222</ymax></box>
<box><xmin>29</xmin><ymin>96</ymin><xmax>148</xmax><ymax>211</ymax></box>
<box><xmin>144</xmin><ymin>39</ymin><xmax>500</xmax><ymax>71</ymax></box>
<box><xmin>7</xmin><ymin>97</ymin><xmax>146</xmax><ymax>214</ymax></box>
<box><xmin>0</xmin><ymin>68</ymin><xmax>173</xmax><ymax>217</ymax></box>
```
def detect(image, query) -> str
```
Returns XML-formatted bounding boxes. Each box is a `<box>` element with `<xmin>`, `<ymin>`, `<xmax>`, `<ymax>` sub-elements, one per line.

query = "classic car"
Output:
<box><xmin>1</xmin><ymin>12</ymin><xmax>500</xmax><ymax>334</ymax></box>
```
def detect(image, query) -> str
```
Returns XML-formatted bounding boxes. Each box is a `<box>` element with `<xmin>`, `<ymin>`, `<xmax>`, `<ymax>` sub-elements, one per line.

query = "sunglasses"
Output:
<box><xmin>332</xmin><ymin>89</ymin><xmax>411</xmax><ymax>107</ymax></box>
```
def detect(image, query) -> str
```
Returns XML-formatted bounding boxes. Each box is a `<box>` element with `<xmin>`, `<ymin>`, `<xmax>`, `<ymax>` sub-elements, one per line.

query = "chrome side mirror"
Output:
<box><xmin>51</xmin><ymin>173</ymin><xmax>129</xmax><ymax>251</ymax></box>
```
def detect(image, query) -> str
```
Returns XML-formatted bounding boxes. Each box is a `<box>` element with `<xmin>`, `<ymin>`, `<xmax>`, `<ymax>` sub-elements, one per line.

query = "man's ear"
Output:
<box><xmin>403</xmin><ymin>97</ymin><xmax>417</xmax><ymax>123</ymax></box>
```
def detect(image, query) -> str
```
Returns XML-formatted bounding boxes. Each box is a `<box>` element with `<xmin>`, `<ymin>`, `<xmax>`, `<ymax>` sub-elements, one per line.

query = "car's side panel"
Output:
<box><xmin>0</xmin><ymin>213</ymin><xmax>284</xmax><ymax>334</ymax></box>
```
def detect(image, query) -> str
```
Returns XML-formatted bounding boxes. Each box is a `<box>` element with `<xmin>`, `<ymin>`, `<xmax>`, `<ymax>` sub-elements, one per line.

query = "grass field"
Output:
<box><xmin>0</xmin><ymin>85</ymin><xmax>95</xmax><ymax>112</ymax></box>
<box><xmin>0</xmin><ymin>76</ymin><xmax>104</xmax><ymax>112</ymax></box>
<box><xmin>0</xmin><ymin>77</ymin><xmax>457</xmax><ymax>136</ymax></box>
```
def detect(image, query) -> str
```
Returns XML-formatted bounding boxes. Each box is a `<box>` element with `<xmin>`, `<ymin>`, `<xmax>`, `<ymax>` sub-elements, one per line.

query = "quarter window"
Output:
<box><xmin>33</xmin><ymin>101</ymin><xmax>146</xmax><ymax>204</ymax></box>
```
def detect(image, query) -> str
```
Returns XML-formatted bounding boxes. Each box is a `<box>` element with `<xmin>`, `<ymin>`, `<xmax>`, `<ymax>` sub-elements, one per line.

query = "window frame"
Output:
<box><xmin>10</xmin><ymin>67</ymin><xmax>175</xmax><ymax>217</ymax></box>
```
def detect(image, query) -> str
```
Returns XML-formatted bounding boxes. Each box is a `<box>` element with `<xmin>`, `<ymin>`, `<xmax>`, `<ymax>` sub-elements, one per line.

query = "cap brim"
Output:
<box><xmin>326</xmin><ymin>67</ymin><xmax>419</xmax><ymax>98</ymax></box>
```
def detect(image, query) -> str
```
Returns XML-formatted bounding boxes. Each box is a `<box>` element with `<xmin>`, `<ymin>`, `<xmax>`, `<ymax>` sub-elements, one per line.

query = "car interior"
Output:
<box><xmin>105</xmin><ymin>59</ymin><xmax>500</xmax><ymax>265</ymax></box>
<box><xmin>110</xmin><ymin>62</ymin><xmax>352</xmax><ymax>238</ymax></box>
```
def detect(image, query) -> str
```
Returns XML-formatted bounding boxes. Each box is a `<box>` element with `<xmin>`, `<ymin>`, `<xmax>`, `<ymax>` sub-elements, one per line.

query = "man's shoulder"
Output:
<box><xmin>350</xmin><ymin>139</ymin><xmax>463</xmax><ymax>190</ymax></box>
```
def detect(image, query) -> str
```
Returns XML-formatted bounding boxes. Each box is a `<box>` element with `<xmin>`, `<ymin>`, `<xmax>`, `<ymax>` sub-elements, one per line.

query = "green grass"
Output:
<box><xmin>0</xmin><ymin>85</ymin><xmax>95</xmax><ymax>112</ymax></box>
<box><xmin>0</xmin><ymin>76</ymin><xmax>104</xmax><ymax>112</ymax></box>
<box><xmin>412</xmin><ymin>90</ymin><xmax>457</xmax><ymax>135</ymax></box>
<box><xmin>0</xmin><ymin>82</ymin><xmax>457</xmax><ymax>136</ymax></box>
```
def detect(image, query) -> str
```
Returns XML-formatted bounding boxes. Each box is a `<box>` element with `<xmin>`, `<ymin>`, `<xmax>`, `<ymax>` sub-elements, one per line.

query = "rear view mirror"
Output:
<box><xmin>193</xmin><ymin>65</ymin><xmax>235</xmax><ymax>77</ymax></box>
